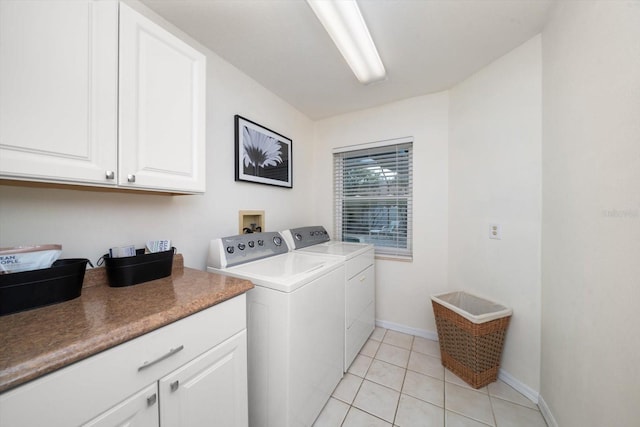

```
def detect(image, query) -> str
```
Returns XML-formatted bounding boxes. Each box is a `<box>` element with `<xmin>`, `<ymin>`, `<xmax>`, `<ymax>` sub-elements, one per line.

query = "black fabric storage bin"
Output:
<box><xmin>0</xmin><ymin>258</ymin><xmax>89</xmax><ymax>316</ymax></box>
<box><xmin>103</xmin><ymin>248</ymin><xmax>174</xmax><ymax>287</ymax></box>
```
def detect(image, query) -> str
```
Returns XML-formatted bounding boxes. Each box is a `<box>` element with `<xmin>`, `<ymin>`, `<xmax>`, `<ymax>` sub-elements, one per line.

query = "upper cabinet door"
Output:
<box><xmin>118</xmin><ymin>2</ymin><xmax>206</xmax><ymax>194</ymax></box>
<box><xmin>0</xmin><ymin>0</ymin><xmax>118</xmax><ymax>185</ymax></box>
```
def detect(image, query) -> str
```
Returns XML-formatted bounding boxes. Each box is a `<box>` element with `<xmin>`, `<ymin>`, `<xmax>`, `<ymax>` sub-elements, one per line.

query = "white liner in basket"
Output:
<box><xmin>431</xmin><ymin>291</ymin><xmax>512</xmax><ymax>324</ymax></box>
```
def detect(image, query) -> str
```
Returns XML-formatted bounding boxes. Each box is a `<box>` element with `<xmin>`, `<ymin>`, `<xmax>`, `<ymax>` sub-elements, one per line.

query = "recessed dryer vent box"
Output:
<box><xmin>239</xmin><ymin>210</ymin><xmax>264</xmax><ymax>234</ymax></box>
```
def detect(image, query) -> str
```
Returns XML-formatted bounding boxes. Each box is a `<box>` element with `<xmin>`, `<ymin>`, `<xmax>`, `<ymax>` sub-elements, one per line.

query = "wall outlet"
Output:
<box><xmin>489</xmin><ymin>223</ymin><xmax>502</xmax><ymax>240</ymax></box>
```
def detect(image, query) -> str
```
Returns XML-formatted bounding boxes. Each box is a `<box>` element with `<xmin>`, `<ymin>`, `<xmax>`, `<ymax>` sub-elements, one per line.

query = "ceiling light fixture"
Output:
<box><xmin>306</xmin><ymin>0</ymin><xmax>386</xmax><ymax>85</ymax></box>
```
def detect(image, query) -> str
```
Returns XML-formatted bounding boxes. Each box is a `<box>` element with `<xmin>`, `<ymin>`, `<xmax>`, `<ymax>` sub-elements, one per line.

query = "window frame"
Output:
<box><xmin>333</xmin><ymin>137</ymin><xmax>413</xmax><ymax>260</ymax></box>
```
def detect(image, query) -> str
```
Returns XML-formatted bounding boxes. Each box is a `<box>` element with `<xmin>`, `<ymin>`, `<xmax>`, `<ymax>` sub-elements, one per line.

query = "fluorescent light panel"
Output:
<box><xmin>307</xmin><ymin>0</ymin><xmax>386</xmax><ymax>84</ymax></box>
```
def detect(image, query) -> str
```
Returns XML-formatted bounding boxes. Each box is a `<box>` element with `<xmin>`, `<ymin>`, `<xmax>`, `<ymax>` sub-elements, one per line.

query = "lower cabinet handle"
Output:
<box><xmin>170</xmin><ymin>380</ymin><xmax>179</xmax><ymax>392</ymax></box>
<box><xmin>138</xmin><ymin>345</ymin><xmax>185</xmax><ymax>371</ymax></box>
<box><xmin>359</xmin><ymin>275</ymin><xmax>366</xmax><ymax>282</ymax></box>
<box><xmin>147</xmin><ymin>393</ymin><xmax>157</xmax><ymax>407</ymax></box>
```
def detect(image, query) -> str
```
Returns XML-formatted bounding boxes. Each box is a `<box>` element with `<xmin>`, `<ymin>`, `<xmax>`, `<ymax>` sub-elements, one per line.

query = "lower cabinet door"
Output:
<box><xmin>159</xmin><ymin>330</ymin><xmax>248</xmax><ymax>427</ymax></box>
<box><xmin>82</xmin><ymin>383</ymin><xmax>159</xmax><ymax>427</ymax></box>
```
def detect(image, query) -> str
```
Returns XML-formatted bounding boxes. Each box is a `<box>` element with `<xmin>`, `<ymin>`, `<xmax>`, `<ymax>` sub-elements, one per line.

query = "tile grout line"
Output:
<box><xmin>490</xmin><ymin>393</ymin><xmax>543</xmax><ymax>411</ymax></box>
<box><xmin>342</xmin><ymin>328</ymin><xmax>387</xmax><ymax>426</ymax></box>
<box><xmin>339</xmin><ymin>373</ymin><xmax>365</xmax><ymax>427</ymax></box>
<box><xmin>442</xmin><ymin>358</ymin><xmax>447</xmax><ymax>427</ymax></box>
<box><xmin>363</xmin><ymin>329</ymin><xmax>412</xmax><ymax>426</ymax></box>
<box><xmin>488</xmin><ymin>393</ymin><xmax>498</xmax><ymax>427</ymax></box>
<box><xmin>394</xmin><ymin>367</ymin><xmax>409</xmax><ymax>426</ymax></box>
<box><xmin>391</xmin><ymin>334</ymin><xmax>414</xmax><ymax>426</ymax></box>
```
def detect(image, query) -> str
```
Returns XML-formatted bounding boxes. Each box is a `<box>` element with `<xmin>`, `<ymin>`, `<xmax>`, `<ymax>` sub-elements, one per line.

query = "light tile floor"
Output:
<box><xmin>314</xmin><ymin>327</ymin><xmax>548</xmax><ymax>427</ymax></box>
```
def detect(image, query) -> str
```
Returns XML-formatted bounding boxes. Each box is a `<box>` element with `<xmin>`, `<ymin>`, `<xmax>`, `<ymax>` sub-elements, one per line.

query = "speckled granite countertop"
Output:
<box><xmin>0</xmin><ymin>255</ymin><xmax>253</xmax><ymax>393</ymax></box>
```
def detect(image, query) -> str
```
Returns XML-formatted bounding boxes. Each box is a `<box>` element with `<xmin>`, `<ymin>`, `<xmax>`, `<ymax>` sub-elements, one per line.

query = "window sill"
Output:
<box><xmin>374</xmin><ymin>254</ymin><xmax>413</xmax><ymax>262</ymax></box>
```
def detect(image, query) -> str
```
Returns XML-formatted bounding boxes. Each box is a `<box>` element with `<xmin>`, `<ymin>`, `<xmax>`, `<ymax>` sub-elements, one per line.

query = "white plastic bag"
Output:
<box><xmin>0</xmin><ymin>244</ymin><xmax>62</xmax><ymax>274</ymax></box>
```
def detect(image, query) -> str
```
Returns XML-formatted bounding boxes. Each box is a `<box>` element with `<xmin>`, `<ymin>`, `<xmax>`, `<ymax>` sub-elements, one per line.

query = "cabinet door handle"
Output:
<box><xmin>127</xmin><ymin>174</ymin><xmax>136</xmax><ymax>183</ymax></box>
<box><xmin>138</xmin><ymin>345</ymin><xmax>184</xmax><ymax>371</ymax></box>
<box><xmin>359</xmin><ymin>275</ymin><xmax>366</xmax><ymax>282</ymax></box>
<box><xmin>147</xmin><ymin>393</ymin><xmax>157</xmax><ymax>407</ymax></box>
<box><xmin>105</xmin><ymin>170</ymin><xmax>115</xmax><ymax>180</ymax></box>
<box><xmin>170</xmin><ymin>380</ymin><xmax>179</xmax><ymax>392</ymax></box>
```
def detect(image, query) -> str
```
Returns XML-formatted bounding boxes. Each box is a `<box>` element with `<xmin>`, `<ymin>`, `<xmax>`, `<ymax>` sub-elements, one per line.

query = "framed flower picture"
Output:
<box><xmin>234</xmin><ymin>115</ymin><xmax>292</xmax><ymax>188</ymax></box>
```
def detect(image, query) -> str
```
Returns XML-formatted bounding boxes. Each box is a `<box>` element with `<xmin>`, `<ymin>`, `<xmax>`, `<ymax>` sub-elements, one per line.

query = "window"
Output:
<box><xmin>334</xmin><ymin>138</ymin><xmax>413</xmax><ymax>259</ymax></box>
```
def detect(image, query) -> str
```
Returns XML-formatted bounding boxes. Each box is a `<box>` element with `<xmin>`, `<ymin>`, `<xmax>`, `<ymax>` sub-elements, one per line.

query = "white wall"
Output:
<box><xmin>541</xmin><ymin>2</ymin><xmax>640</xmax><ymax>425</ymax></box>
<box><xmin>448</xmin><ymin>36</ymin><xmax>542</xmax><ymax>392</ymax></box>
<box><xmin>313</xmin><ymin>93</ymin><xmax>450</xmax><ymax>335</ymax></box>
<box><xmin>0</xmin><ymin>3</ymin><xmax>315</xmax><ymax>270</ymax></box>
<box><xmin>7</xmin><ymin>5</ymin><xmax>639</xmax><ymax>420</ymax></box>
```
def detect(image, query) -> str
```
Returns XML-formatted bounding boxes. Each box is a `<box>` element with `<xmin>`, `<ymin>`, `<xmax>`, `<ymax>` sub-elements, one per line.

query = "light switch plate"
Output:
<box><xmin>489</xmin><ymin>223</ymin><xmax>502</xmax><ymax>240</ymax></box>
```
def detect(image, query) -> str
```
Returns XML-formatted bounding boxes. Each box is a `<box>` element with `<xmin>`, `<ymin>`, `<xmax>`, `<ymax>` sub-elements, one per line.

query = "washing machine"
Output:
<box><xmin>207</xmin><ymin>231</ymin><xmax>344</xmax><ymax>427</ymax></box>
<box><xmin>282</xmin><ymin>226</ymin><xmax>375</xmax><ymax>371</ymax></box>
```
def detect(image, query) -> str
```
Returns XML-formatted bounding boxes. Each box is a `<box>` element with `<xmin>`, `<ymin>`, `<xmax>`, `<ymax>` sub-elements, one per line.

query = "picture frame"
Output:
<box><xmin>235</xmin><ymin>115</ymin><xmax>293</xmax><ymax>188</ymax></box>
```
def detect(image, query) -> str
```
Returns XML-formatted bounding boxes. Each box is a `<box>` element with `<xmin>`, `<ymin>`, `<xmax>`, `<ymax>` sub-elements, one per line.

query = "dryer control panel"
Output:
<box><xmin>207</xmin><ymin>231</ymin><xmax>289</xmax><ymax>268</ymax></box>
<box><xmin>283</xmin><ymin>226</ymin><xmax>331</xmax><ymax>250</ymax></box>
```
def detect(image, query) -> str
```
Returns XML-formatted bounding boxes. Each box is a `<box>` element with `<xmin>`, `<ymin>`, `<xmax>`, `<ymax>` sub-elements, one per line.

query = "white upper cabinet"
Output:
<box><xmin>118</xmin><ymin>2</ymin><xmax>206</xmax><ymax>193</ymax></box>
<box><xmin>0</xmin><ymin>0</ymin><xmax>206</xmax><ymax>194</ymax></box>
<box><xmin>0</xmin><ymin>0</ymin><xmax>119</xmax><ymax>186</ymax></box>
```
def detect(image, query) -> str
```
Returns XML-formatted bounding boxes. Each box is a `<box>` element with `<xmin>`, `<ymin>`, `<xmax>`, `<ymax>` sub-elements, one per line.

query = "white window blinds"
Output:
<box><xmin>334</xmin><ymin>138</ymin><xmax>413</xmax><ymax>258</ymax></box>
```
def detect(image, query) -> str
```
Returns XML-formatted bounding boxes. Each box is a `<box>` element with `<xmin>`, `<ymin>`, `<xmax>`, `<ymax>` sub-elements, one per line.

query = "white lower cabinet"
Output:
<box><xmin>84</xmin><ymin>331</ymin><xmax>248</xmax><ymax>427</ymax></box>
<box><xmin>159</xmin><ymin>331</ymin><xmax>248</xmax><ymax>427</ymax></box>
<box><xmin>0</xmin><ymin>295</ymin><xmax>248</xmax><ymax>427</ymax></box>
<box><xmin>83</xmin><ymin>383</ymin><xmax>159</xmax><ymax>427</ymax></box>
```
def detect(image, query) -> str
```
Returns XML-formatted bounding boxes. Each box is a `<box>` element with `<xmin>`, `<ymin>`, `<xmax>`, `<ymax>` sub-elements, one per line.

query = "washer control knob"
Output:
<box><xmin>295</xmin><ymin>233</ymin><xmax>302</xmax><ymax>241</ymax></box>
<box><xmin>273</xmin><ymin>236</ymin><xmax>282</xmax><ymax>246</ymax></box>
<box><xmin>257</xmin><ymin>239</ymin><xmax>264</xmax><ymax>246</ymax></box>
<box><xmin>238</xmin><ymin>243</ymin><xmax>246</xmax><ymax>250</ymax></box>
<box><xmin>226</xmin><ymin>246</ymin><xmax>234</xmax><ymax>254</ymax></box>
<box><xmin>248</xmin><ymin>241</ymin><xmax>255</xmax><ymax>248</ymax></box>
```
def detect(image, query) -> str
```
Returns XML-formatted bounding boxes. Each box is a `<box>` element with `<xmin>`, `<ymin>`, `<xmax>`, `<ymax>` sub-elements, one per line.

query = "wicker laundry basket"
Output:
<box><xmin>431</xmin><ymin>291</ymin><xmax>512</xmax><ymax>389</ymax></box>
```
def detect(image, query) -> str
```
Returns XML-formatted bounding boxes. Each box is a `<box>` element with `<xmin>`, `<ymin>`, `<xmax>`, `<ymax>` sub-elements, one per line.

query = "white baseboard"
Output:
<box><xmin>376</xmin><ymin>319</ymin><xmax>550</xmax><ymax>415</ymax></box>
<box><xmin>497</xmin><ymin>368</ymin><xmax>539</xmax><ymax>404</ymax></box>
<box><xmin>538</xmin><ymin>394</ymin><xmax>558</xmax><ymax>427</ymax></box>
<box><xmin>375</xmin><ymin>319</ymin><xmax>439</xmax><ymax>341</ymax></box>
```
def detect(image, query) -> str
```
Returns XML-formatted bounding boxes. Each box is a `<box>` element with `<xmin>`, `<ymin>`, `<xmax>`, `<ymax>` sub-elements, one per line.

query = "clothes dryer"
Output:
<box><xmin>282</xmin><ymin>226</ymin><xmax>375</xmax><ymax>371</ymax></box>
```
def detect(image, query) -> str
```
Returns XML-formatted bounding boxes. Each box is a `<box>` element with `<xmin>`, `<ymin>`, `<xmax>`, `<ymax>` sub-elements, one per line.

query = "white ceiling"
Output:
<box><xmin>140</xmin><ymin>0</ymin><xmax>554</xmax><ymax>120</ymax></box>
